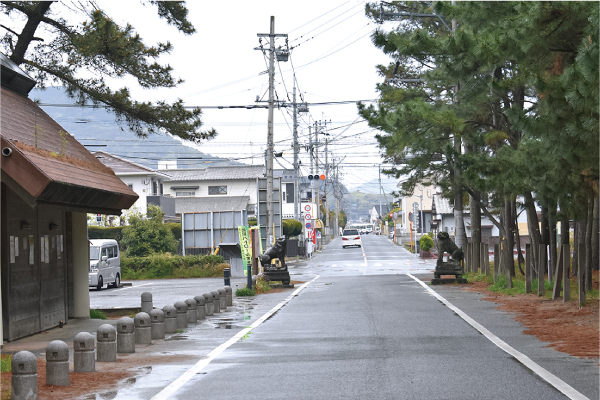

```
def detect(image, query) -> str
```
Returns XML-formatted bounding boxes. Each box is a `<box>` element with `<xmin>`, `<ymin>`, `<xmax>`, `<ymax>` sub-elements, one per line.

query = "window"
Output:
<box><xmin>285</xmin><ymin>183</ymin><xmax>294</xmax><ymax>203</ymax></box>
<box><xmin>176</xmin><ymin>191</ymin><xmax>195</xmax><ymax>197</ymax></box>
<box><xmin>127</xmin><ymin>184</ymin><xmax>133</xmax><ymax>190</ymax></box>
<box><xmin>209</xmin><ymin>186</ymin><xmax>227</xmax><ymax>195</ymax></box>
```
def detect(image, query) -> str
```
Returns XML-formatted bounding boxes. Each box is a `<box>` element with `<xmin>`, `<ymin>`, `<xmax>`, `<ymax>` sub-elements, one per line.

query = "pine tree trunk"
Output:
<box><xmin>585</xmin><ymin>196</ymin><xmax>593</xmax><ymax>291</ymax></box>
<box><xmin>573</xmin><ymin>221</ymin><xmax>580</xmax><ymax>277</ymax></box>
<box><xmin>592</xmin><ymin>196</ymin><xmax>599</xmax><ymax>271</ymax></box>
<box><xmin>524</xmin><ymin>192</ymin><xmax>540</xmax><ymax>273</ymax></box>
<box><xmin>560</xmin><ymin>212</ymin><xmax>570</xmax><ymax>278</ymax></box>
<box><xmin>470</xmin><ymin>191</ymin><xmax>482</xmax><ymax>271</ymax></box>
<box><xmin>541</xmin><ymin>204</ymin><xmax>550</xmax><ymax>247</ymax></box>
<box><xmin>548</xmin><ymin>201</ymin><xmax>558</xmax><ymax>282</ymax></box>
<box><xmin>504</xmin><ymin>197</ymin><xmax>515</xmax><ymax>276</ymax></box>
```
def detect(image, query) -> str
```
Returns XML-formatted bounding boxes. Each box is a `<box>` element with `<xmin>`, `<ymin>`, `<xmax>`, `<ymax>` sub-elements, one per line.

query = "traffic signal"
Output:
<box><xmin>96</xmin><ymin>214</ymin><xmax>102</xmax><ymax>222</ymax></box>
<box><xmin>307</xmin><ymin>174</ymin><xmax>326</xmax><ymax>180</ymax></box>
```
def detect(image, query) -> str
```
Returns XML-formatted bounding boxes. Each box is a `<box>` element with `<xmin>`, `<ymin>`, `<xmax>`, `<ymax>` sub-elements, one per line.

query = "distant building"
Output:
<box><xmin>161</xmin><ymin>165</ymin><xmax>265</xmax><ymax>217</ymax></box>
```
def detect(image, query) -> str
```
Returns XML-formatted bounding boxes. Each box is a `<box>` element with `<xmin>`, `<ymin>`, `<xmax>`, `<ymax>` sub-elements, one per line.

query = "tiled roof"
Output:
<box><xmin>0</xmin><ymin>87</ymin><xmax>137</xmax><ymax>212</ymax></box>
<box><xmin>163</xmin><ymin>165</ymin><xmax>265</xmax><ymax>182</ymax></box>
<box><xmin>433</xmin><ymin>195</ymin><xmax>453</xmax><ymax>215</ymax></box>
<box><xmin>93</xmin><ymin>151</ymin><xmax>168</xmax><ymax>177</ymax></box>
<box><xmin>175</xmin><ymin>196</ymin><xmax>251</xmax><ymax>214</ymax></box>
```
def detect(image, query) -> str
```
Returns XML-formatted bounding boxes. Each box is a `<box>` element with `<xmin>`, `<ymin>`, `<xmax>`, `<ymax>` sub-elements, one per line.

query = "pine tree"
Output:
<box><xmin>0</xmin><ymin>1</ymin><xmax>215</xmax><ymax>143</ymax></box>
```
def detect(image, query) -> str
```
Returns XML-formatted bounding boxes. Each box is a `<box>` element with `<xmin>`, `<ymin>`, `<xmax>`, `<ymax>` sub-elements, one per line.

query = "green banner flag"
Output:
<box><xmin>238</xmin><ymin>225</ymin><xmax>252</xmax><ymax>276</ymax></box>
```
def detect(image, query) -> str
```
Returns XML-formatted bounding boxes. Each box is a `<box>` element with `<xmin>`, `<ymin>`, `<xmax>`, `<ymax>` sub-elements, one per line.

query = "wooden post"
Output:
<box><xmin>251</xmin><ymin>229</ymin><xmax>260</xmax><ymax>276</ymax></box>
<box><xmin>525</xmin><ymin>244</ymin><xmax>531</xmax><ymax>294</ymax></box>
<box><xmin>483</xmin><ymin>243</ymin><xmax>490</xmax><ymax>276</ymax></box>
<box><xmin>552</xmin><ymin>245</ymin><xmax>563</xmax><ymax>300</ymax></box>
<box><xmin>538</xmin><ymin>244</ymin><xmax>546</xmax><ymax>296</ymax></box>
<box><xmin>562</xmin><ymin>244</ymin><xmax>570</xmax><ymax>303</ymax></box>
<box><xmin>493</xmin><ymin>244</ymin><xmax>500</xmax><ymax>282</ymax></box>
<box><xmin>578</xmin><ymin>243</ymin><xmax>586</xmax><ymax>306</ymax></box>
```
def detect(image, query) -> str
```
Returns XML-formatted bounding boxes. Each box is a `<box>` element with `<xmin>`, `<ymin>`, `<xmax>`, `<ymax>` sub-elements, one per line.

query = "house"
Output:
<box><xmin>93</xmin><ymin>151</ymin><xmax>174</xmax><ymax>221</ymax></box>
<box><xmin>0</xmin><ymin>53</ymin><xmax>137</xmax><ymax>342</ymax></box>
<box><xmin>161</xmin><ymin>165</ymin><xmax>265</xmax><ymax>217</ymax></box>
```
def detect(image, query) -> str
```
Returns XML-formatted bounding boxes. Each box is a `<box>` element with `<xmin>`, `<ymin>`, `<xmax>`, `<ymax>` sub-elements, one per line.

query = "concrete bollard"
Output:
<box><xmin>174</xmin><ymin>301</ymin><xmax>188</xmax><ymax>329</ymax></box>
<box><xmin>202</xmin><ymin>292</ymin><xmax>213</xmax><ymax>316</ymax></box>
<box><xmin>194</xmin><ymin>295</ymin><xmax>206</xmax><ymax>320</ymax></box>
<box><xmin>116</xmin><ymin>316</ymin><xmax>135</xmax><ymax>353</ymax></box>
<box><xmin>134</xmin><ymin>312</ymin><xmax>152</xmax><ymax>344</ymax></box>
<box><xmin>141</xmin><ymin>292</ymin><xmax>153</xmax><ymax>314</ymax></box>
<box><xmin>150</xmin><ymin>308</ymin><xmax>165</xmax><ymax>340</ymax></box>
<box><xmin>218</xmin><ymin>288</ymin><xmax>227</xmax><ymax>310</ymax></box>
<box><xmin>46</xmin><ymin>340</ymin><xmax>70</xmax><ymax>386</ymax></box>
<box><xmin>185</xmin><ymin>298</ymin><xmax>197</xmax><ymax>323</ymax></box>
<box><xmin>211</xmin><ymin>290</ymin><xmax>221</xmax><ymax>313</ymax></box>
<box><xmin>97</xmin><ymin>324</ymin><xmax>117</xmax><ymax>362</ymax></box>
<box><xmin>224</xmin><ymin>286</ymin><xmax>233</xmax><ymax>307</ymax></box>
<box><xmin>74</xmin><ymin>332</ymin><xmax>95</xmax><ymax>372</ymax></box>
<box><xmin>11</xmin><ymin>350</ymin><xmax>37</xmax><ymax>400</ymax></box>
<box><xmin>163</xmin><ymin>305</ymin><xmax>177</xmax><ymax>334</ymax></box>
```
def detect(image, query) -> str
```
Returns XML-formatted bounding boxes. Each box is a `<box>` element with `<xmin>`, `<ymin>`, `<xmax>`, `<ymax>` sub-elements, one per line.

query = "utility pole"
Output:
<box><xmin>379</xmin><ymin>165</ymin><xmax>383</xmax><ymax>228</ymax></box>
<box><xmin>293</xmin><ymin>77</ymin><xmax>299</xmax><ymax>221</ymax></box>
<box><xmin>257</xmin><ymin>17</ymin><xmax>287</xmax><ymax>244</ymax></box>
<box><xmin>325</xmin><ymin>136</ymin><xmax>330</xmax><ymax>237</ymax></box>
<box><xmin>451</xmin><ymin>11</ymin><xmax>464</xmax><ymax>250</ymax></box>
<box><xmin>314</xmin><ymin>121</ymin><xmax>319</xmax><ymax>222</ymax></box>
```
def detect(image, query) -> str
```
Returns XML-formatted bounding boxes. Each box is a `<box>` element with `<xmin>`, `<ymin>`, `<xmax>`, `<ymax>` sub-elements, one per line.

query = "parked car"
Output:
<box><xmin>342</xmin><ymin>229</ymin><xmax>362</xmax><ymax>248</ymax></box>
<box><xmin>89</xmin><ymin>239</ymin><xmax>121</xmax><ymax>290</ymax></box>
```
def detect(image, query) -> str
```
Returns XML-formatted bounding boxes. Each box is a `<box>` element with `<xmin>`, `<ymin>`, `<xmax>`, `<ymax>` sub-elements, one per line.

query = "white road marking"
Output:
<box><xmin>113</xmin><ymin>282</ymin><xmax>153</xmax><ymax>292</ymax></box>
<box><xmin>150</xmin><ymin>275</ymin><xmax>320</xmax><ymax>400</ymax></box>
<box><xmin>407</xmin><ymin>274</ymin><xmax>589</xmax><ymax>400</ymax></box>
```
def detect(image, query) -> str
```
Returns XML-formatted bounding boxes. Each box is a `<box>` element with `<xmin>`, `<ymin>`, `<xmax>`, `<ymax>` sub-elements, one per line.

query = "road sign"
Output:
<box><xmin>306</xmin><ymin>223</ymin><xmax>312</xmax><ymax>229</ymax></box>
<box><xmin>305</xmin><ymin>214</ymin><xmax>311</xmax><ymax>220</ymax></box>
<box><xmin>304</xmin><ymin>204</ymin><xmax>311</xmax><ymax>212</ymax></box>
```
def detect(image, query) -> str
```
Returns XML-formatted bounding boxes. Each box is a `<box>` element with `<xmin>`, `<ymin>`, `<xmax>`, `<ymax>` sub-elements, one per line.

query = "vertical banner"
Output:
<box><xmin>238</xmin><ymin>225</ymin><xmax>252</xmax><ymax>276</ymax></box>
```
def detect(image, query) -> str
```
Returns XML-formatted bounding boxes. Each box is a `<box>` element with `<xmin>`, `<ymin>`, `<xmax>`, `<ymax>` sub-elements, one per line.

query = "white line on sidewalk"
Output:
<box><xmin>150</xmin><ymin>275</ymin><xmax>321</xmax><ymax>400</ymax></box>
<box><xmin>406</xmin><ymin>273</ymin><xmax>589</xmax><ymax>400</ymax></box>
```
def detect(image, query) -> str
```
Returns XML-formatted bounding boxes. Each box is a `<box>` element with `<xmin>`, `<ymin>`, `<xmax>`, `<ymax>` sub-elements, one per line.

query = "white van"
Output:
<box><xmin>89</xmin><ymin>239</ymin><xmax>121</xmax><ymax>290</ymax></box>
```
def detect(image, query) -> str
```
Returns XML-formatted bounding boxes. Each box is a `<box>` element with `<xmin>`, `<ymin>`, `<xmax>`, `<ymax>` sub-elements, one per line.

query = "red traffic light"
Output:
<box><xmin>319</xmin><ymin>174</ymin><xmax>326</xmax><ymax>180</ymax></box>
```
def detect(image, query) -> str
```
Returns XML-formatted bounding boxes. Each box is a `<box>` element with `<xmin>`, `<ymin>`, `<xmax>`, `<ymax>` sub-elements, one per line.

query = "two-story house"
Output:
<box><xmin>93</xmin><ymin>151</ymin><xmax>174</xmax><ymax>221</ymax></box>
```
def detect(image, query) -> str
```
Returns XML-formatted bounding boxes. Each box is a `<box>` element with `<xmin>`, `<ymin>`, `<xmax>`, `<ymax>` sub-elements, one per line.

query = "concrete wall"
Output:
<box><xmin>72</xmin><ymin>212</ymin><xmax>90</xmax><ymax>318</ymax></box>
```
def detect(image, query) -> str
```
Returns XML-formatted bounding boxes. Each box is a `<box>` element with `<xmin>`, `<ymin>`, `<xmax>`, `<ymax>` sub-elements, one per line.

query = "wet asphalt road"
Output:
<box><xmin>91</xmin><ymin>235</ymin><xmax>598</xmax><ymax>399</ymax></box>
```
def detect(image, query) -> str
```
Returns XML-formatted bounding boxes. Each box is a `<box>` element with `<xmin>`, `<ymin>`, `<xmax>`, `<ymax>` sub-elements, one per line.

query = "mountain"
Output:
<box><xmin>31</xmin><ymin>87</ymin><xmax>234</xmax><ymax>169</ymax></box>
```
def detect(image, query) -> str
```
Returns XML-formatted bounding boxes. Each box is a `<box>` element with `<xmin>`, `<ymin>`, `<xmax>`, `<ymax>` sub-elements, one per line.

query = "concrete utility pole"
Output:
<box><xmin>257</xmin><ymin>17</ymin><xmax>287</xmax><ymax>243</ymax></box>
<box><xmin>293</xmin><ymin>78</ymin><xmax>299</xmax><ymax>221</ymax></box>
<box><xmin>451</xmin><ymin>13</ymin><xmax>464</xmax><ymax>250</ymax></box>
<box><xmin>325</xmin><ymin>136</ymin><xmax>330</xmax><ymax>237</ymax></box>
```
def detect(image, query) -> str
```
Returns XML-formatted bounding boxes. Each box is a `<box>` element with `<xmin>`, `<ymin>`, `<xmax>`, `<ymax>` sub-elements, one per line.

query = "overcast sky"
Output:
<box><xmin>97</xmin><ymin>1</ymin><xmax>402</xmax><ymax>192</ymax></box>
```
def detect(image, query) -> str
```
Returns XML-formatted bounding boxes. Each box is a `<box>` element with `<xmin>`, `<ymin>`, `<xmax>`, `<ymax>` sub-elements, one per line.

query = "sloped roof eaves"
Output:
<box><xmin>1</xmin><ymin>87</ymin><xmax>138</xmax><ymax>210</ymax></box>
<box><xmin>164</xmin><ymin>166</ymin><xmax>265</xmax><ymax>182</ymax></box>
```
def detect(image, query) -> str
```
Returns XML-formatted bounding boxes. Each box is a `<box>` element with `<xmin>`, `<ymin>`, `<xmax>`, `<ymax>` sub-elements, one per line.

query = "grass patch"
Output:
<box><xmin>1</xmin><ymin>354</ymin><xmax>11</xmax><ymax>372</ymax></box>
<box><xmin>90</xmin><ymin>309</ymin><xmax>107</xmax><ymax>319</ymax></box>
<box><xmin>235</xmin><ymin>287</ymin><xmax>256</xmax><ymax>296</ymax></box>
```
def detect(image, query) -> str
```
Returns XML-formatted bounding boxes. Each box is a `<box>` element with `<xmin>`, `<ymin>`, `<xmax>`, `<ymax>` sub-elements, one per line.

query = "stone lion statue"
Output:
<box><xmin>260</xmin><ymin>237</ymin><xmax>287</xmax><ymax>268</ymax></box>
<box><xmin>436</xmin><ymin>231</ymin><xmax>463</xmax><ymax>265</ymax></box>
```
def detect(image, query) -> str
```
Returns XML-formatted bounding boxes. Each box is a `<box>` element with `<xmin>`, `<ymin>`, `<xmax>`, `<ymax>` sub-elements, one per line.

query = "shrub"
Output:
<box><xmin>254</xmin><ymin>275</ymin><xmax>272</xmax><ymax>294</ymax></box>
<box><xmin>236</xmin><ymin>287</ymin><xmax>256</xmax><ymax>296</ymax></box>
<box><xmin>88</xmin><ymin>226</ymin><xmax>123</xmax><ymax>241</ymax></box>
<box><xmin>121</xmin><ymin>254</ymin><xmax>226</xmax><ymax>280</ymax></box>
<box><xmin>420</xmin><ymin>235</ymin><xmax>434</xmax><ymax>252</ymax></box>
<box><xmin>121</xmin><ymin>205</ymin><xmax>178</xmax><ymax>257</ymax></box>
<box><xmin>282</xmin><ymin>219</ymin><xmax>302</xmax><ymax>237</ymax></box>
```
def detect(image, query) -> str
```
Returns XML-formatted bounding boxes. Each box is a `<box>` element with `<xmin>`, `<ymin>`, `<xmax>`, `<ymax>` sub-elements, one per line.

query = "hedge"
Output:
<box><xmin>88</xmin><ymin>226</ymin><xmax>123</xmax><ymax>241</ymax></box>
<box><xmin>121</xmin><ymin>253</ymin><xmax>225</xmax><ymax>279</ymax></box>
